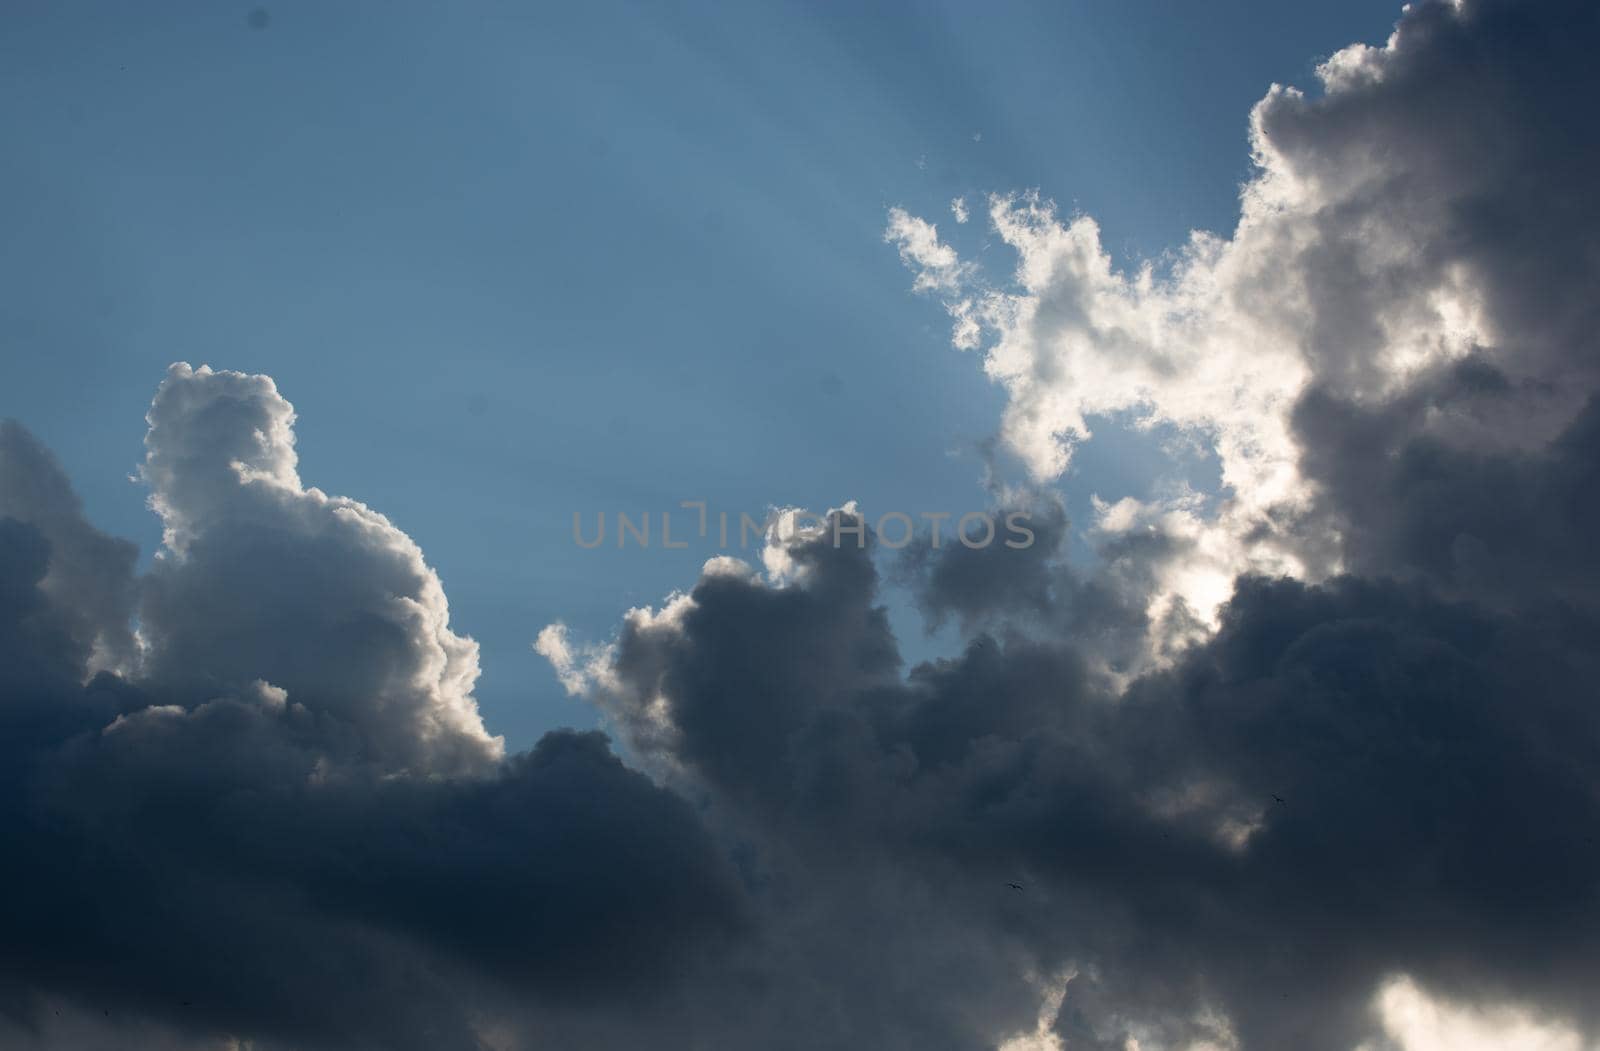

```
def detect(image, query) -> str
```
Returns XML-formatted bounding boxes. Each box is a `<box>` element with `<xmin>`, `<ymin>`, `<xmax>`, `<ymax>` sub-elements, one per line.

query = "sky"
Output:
<box><xmin>1</xmin><ymin>0</ymin><xmax>1402</xmax><ymax>750</ymax></box>
<box><xmin>5</xmin><ymin>1</ymin><xmax>1600</xmax><ymax>1049</ymax></box>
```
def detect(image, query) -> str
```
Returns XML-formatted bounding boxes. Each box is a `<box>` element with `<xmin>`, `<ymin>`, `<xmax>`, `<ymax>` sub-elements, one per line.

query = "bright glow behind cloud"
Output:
<box><xmin>1367</xmin><ymin>977</ymin><xmax>1593</xmax><ymax>1051</ymax></box>
<box><xmin>882</xmin><ymin>15</ymin><xmax>1550</xmax><ymax>632</ymax></box>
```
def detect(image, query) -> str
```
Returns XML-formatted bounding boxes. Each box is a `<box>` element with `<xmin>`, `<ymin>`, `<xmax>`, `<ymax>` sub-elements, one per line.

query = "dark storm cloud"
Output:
<box><xmin>585</xmin><ymin>514</ymin><xmax>1600</xmax><ymax>1050</ymax></box>
<box><xmin>12</xmin><ymin>713</ymin><xmax>742</xmax><ymax>1048</ymax></box>
<box><xmin>1260</xmin><ymin>0</ymin><xmax>1600</xmax><ymax>615</ymax></box>
<box><xmin>896</xmin><ymin>498</ymin><xmax>1181</xmax><ymax>676</ymax></box>
<box><xmin>0</xmin><ymin>408</ymin><xmax>744</xmax><ymax>1051</ymax></box>
<box><xmin>560</xmin><ymin>0</ymin><xmax>1600</xmax><ymax>1046</ymax></box>
<box><xmin>1295</xmin><ymin>365</ymin><xmax>1600</xmax><ymax>608</ymax></box>
<box><xmin>1257</xmin><ymin>0</ymin><xmax>1600</xmax><ymax>403</ymax></box>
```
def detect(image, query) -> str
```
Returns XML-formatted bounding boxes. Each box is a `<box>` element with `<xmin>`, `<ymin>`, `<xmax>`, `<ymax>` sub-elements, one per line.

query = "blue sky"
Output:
<box><xmin>1</xmin><ymin>0</ymin><xmax>1403</xmax><ymax>750</ymax></box>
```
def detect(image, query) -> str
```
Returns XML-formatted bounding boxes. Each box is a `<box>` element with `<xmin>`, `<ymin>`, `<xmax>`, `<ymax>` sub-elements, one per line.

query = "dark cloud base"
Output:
<box><xmin>0</xmin><ymin>426</ymin><xmax>744</xmax><ymax>1051</ymax></box>
<box><xmin>595</xmin><ymin>517</ymin><xmax>1600</xmax><ymax>1050</ymax></box>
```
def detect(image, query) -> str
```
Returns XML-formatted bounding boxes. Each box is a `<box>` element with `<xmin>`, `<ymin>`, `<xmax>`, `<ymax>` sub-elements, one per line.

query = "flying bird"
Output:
<box><xmin>1272</xmin><ymin>795</ymin><xmax>1287</xmax><ymax>805</ymax></box>
<box><xmin>1007</xmin><ymin>882</ymin><xmax>1024</xmax><ymax>891</ymax></box>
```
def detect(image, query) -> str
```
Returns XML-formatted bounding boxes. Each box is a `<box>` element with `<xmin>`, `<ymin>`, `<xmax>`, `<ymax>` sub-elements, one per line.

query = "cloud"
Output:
<box><xmin>0</xmin><ymin>422</ymin><xmax>138</xmax><ymax>675</ymax></box>
<box><xmin>1368</xmin><ymin>976</ymin><xmax>1591</xmax><ymax>1051</ymax></box>
<box><xmin>547</xmin><ymin>0</ymin><xmax>1600</xmax><ymax>1046</ymax></box>
<box><xmin>554</xmin><ymin>513</ymin><xmax>1600</xmax><ymax>1051</ymax></box>
<box><xmin>137</xmin><ymin>363</ymin><xmax>502</xmax><ymax>776</ymax></box>
<box><xmin>885</xmin><ymin>207</ymin><xmax>968</xmax><ymax>294</ymax></box>
<box><xmin>885</xmin><ymin>0</ymin><xmax>1600</xmax><ymax>632</ymax></box>
<box><xmin>6</xmin><ymin>0</ymin><xmax>1600</xmax><ymax>1047</ymax></box>
<box><xmin>0</xmin><ymin>375</ymin><xmax>744</xmax><ymax>1050</ymax></box>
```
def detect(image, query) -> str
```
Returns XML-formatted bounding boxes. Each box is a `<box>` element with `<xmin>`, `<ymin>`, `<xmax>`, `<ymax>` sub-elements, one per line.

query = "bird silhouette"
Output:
<box><xmin>1272</xmin><ymin>794</ymin><xmax>1287</xmax><ymax>805</ymax></box>
<box><xmin>1007</xmin><ymin>882</ymin><xmax>1024</xmax><ymax>891</ymax></box>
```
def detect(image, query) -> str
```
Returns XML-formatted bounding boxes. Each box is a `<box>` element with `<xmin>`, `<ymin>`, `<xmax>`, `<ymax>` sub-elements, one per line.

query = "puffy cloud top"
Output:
<box><xmin>138</xmin><ymin>363</ymin><xmax>502</xmax><ymax>775</ymax></box>
<box><xmin>886</xmin><ymin>0</ymin><xmax>1600</xmax><ymax>637</ymax></box>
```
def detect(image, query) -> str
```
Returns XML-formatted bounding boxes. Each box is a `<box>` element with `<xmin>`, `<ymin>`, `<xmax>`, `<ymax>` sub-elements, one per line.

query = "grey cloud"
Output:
<box><xmin>882</xmin><ymin>0</ymin><xmax>1600</xmax><ymax>644</ymax></box>
<box><xmin>136</xmin><ymin>363</ymin><xmax>502</xmax><ymax>777</ymax></box>
<box><xmin>896</xmin><ymin>498</ymin><xmax>1174</xmax><ymax>676</ymax></box>
<box><xmin>1256</xmin><ymin>0</ymin><xmax>1600</xmax><ymax>611</ymax></box>
<box><xmin>583</xmin><ymin>517</ymin><xmax>1600</xmax><ymax>1050</ymax></box>
<box><xmin>0</xmin><ymin>421</ymin><xmax>138</xmax><ymax>674</ymax></box>
<box><xmin>564</xmin><ymin>0</ymin><xmax>1600</xmax><ymax>1045</ymax></box>
<box><xmin>1258</xmin><ymin>0</ymin><xmax>1600</xmax><ymax>405</ymax></box>
<box><xmin>1295</xmin><ymin>366</ymin><xmax>1600</xmax><ymax>608</ymax></box>
<box><xmin>0</xmin><ymin>408</ymin><xmax>744</xmax><ymax>1051</ymax></box>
